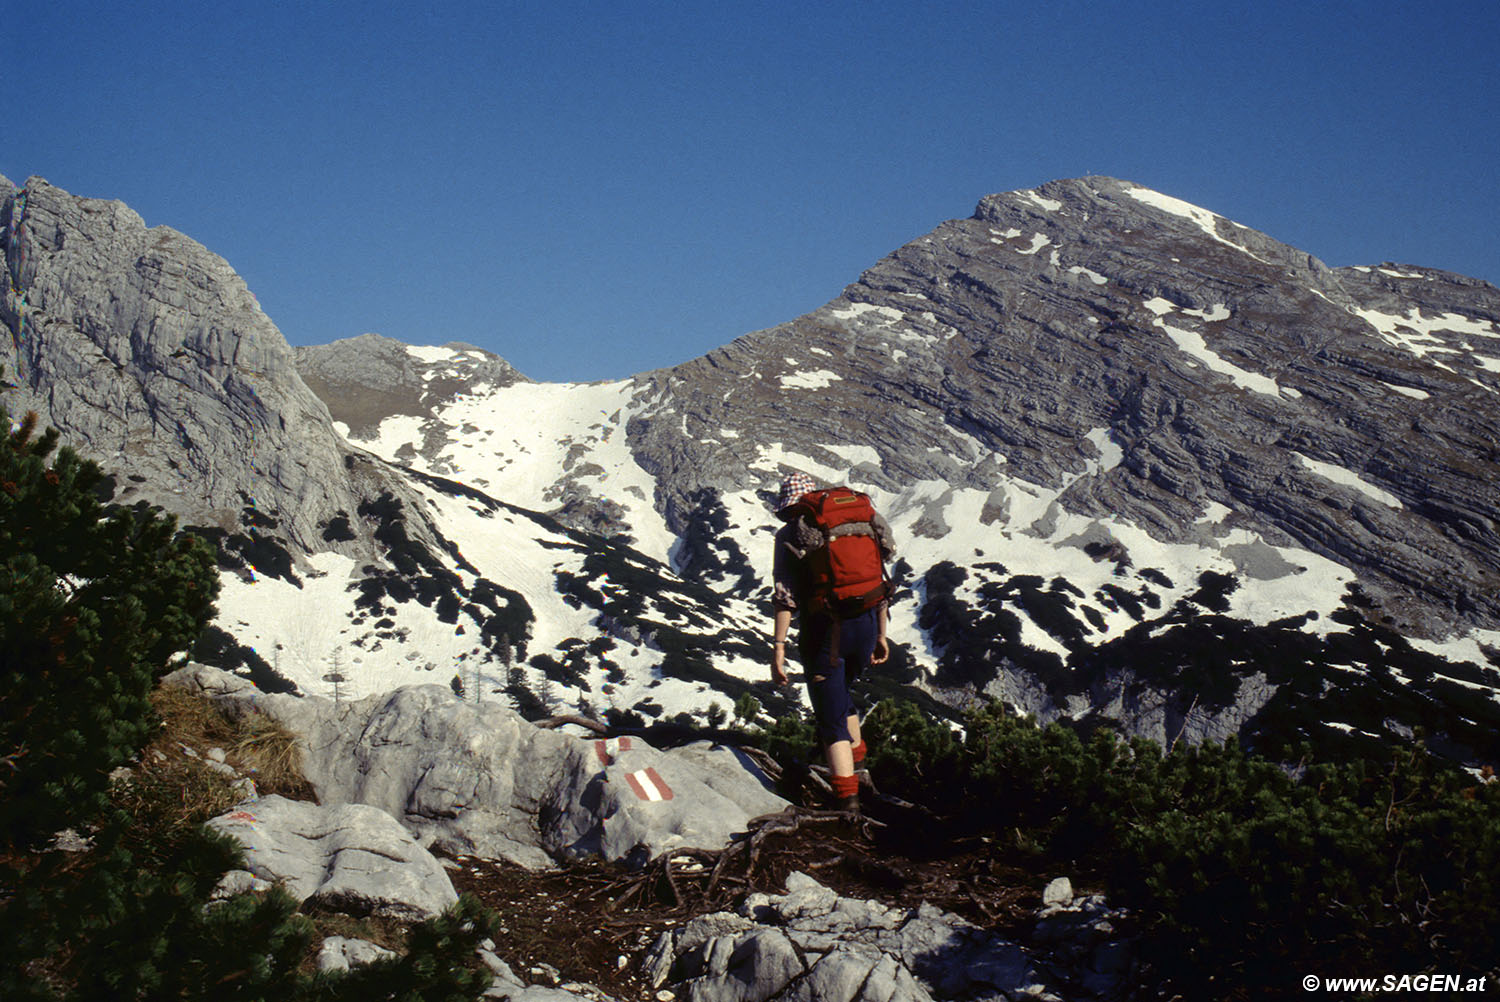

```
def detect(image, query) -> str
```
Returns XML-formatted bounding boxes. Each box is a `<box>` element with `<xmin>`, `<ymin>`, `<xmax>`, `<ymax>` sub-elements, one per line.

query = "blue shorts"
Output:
<box><xmin>798</xmin><ymin>608</ymin><xmax>878</xmax><ymax>745</ymax></box>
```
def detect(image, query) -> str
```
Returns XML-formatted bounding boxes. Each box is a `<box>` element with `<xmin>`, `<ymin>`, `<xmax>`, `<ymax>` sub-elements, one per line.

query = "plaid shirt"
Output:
<box><xmin>771</xmin><ymin>510</ymin><xmax>895</xmax><ymax>614</ymax></box>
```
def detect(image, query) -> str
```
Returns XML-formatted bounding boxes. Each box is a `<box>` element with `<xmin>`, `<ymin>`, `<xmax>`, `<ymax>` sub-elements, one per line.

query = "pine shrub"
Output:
<box><xmin>0</xmin><ymin>385</ymin><xmax>504</xmax><ymax>998</ymax></box>
<box><xmin>857</xmin><ymin>694</ymin><xmax>1500</xmax><ymax>995</ymax></box>
<box><xmin>1</xmin><ymin>402</ymin><xmax>217</xmax><ymax>847</ymax></box>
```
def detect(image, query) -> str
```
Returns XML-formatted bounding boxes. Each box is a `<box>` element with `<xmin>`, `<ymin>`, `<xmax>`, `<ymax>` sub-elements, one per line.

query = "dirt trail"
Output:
<box><xmin>446</xmin><ymin>798</ymin><xmax>1061</xmax><ymax>1001</ymax></box>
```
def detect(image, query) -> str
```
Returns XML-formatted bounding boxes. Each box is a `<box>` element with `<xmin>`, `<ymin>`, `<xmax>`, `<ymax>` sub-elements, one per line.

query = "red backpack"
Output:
<box><xmin>786</xmin><ymin>487</ymin><xmax>890</xmax><ymax>617</ymax></box>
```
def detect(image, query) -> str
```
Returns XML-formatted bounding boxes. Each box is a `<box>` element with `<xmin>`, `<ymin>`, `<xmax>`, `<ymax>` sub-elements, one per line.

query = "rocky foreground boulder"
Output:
<box><xmin>642</xmin><ymin>871</ymin><xmax>1133</xmax><ymax>1002</ymax></box>
<box><xmin>167</xmin><ymin>664</ymin><xmax>788</xmax><ymax>868</ymax></box>
<box><xmin>207</xmin><ymin>795</ymin><xmax>460</xmax><ymax>921</ymax></box>
<box><xmin>165</xmin><ymin>666</ymin><xmax>1136</xmax><ymax>1000</ymax></box>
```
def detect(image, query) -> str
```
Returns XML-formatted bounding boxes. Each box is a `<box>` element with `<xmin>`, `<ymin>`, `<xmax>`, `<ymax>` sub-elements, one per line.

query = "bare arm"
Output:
<box><xmin>771</xmin><ymin>608</ymin><xmax>792</xmax><ymax>685</ymax></box>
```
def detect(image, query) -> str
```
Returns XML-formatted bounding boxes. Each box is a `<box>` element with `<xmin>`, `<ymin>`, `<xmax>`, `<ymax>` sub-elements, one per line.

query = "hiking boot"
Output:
<box><xmin>834</xmin><ymin>794</ymin><xmax>861</xmax><ymax>813</ymax></box>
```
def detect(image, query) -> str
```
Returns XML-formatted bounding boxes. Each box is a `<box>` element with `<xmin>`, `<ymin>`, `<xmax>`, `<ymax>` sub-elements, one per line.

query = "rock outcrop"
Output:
<box><xmin>168</xmin><ymin>664</ymin><xmax>788</xmax><ymax>868</ymax></box>
<box><xmin>295</xmin><ymin>333</ymin><xmax>528</xmax><ymax>449</ymax></box>
<box><xmin>642</xmin><ymin>870</ymin><xmax>1134</xmax><ymax>1002</ymax></box>
<box><xmin>208</xmin><ymin>795</ymin><xmax>460</xmax><ymax>921</ymax></box>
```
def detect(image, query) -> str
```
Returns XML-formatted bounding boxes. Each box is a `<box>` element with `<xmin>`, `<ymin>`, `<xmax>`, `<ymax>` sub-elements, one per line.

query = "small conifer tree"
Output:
<box><xmin>0</xmin><ymin>378</ymin><xmax>501</xmax><ymax>998</ymax></box>
<box><xmin>0</xmin><ymin>388</ymin><xmax>218</xmax><ymax>846</ymax></box>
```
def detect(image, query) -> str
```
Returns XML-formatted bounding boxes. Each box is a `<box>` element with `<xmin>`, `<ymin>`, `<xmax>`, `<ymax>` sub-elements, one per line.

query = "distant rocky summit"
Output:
<box><xmin>630</xmin><ymin>177</ymin><xmax>1500</xmax><ymax>635</ymax></box>
<box><xmin>5</xmin><ymin>171</ymin><xmax>1499</xmax><ymax>765</ymax></box>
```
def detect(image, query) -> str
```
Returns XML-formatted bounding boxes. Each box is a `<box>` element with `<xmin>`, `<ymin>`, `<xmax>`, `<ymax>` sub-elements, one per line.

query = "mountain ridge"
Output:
<box><xmin>5</xmin><ymin>171</ymin><xmax>1499</xmax><ymax>765</ymax></box>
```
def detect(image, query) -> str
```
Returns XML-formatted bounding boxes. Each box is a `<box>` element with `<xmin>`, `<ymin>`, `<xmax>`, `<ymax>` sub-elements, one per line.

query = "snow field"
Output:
<box><xmin>1123</xmin><ymin>186</ymin><xmax>1270</xmax><ymax>263</ymax></box>
<box><xmin>415</xmin><ymin>479</ymin><xmax>777</xmax><ymax>721</ymax></box>
<box><xmin>1352</xmin><ymin>307</ymin><xmax>1500</xmax><ymax>362</ymax></box>
<box><xmin>1143</xmin><ymin>297</ymin><xmax>1283</xmax><ymax>397</ymax></box>
<box><xmin>213</xmin><ymin>551</ymin><xmax>485</xmax><ymax>699</ymax></box>
<box><xmin>358</xmin><ymin>369</ymin><xmax>678</xmax><ymax>566</ymax></box>
<box><xmin>1294</xmin><ymin>454</ymin><xmax>1402</xmax><ymax>509</ymax></box>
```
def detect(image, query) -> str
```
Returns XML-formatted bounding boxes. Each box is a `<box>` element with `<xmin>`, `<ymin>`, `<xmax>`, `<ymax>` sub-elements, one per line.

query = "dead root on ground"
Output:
<box><xmin>589</xmin><ymin>805</ymin><xmax>884</xmax><ymax>915</ymax></box>
<box><xmin>446</xmin><ymin>797</ymin><xmax>1044</xmax><ymax>1001</ymax></box>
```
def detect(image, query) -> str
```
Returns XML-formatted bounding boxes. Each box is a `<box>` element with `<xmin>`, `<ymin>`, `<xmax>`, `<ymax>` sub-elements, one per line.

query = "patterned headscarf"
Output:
<box><xmin>775</xmin><ymin>473</ymin><xmax>817</xmax><ymax>516</ymax></box>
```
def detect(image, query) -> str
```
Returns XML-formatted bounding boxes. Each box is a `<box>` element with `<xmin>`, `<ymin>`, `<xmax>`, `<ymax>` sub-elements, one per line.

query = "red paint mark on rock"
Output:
<box><xmin>593</xmin><ymin>736</ymin><xmax>634</xmax><ymax>766</ymax></box>
<box><xmin>625</xmin><ymin>767</ymin><xmax>673</xmax><ymax>802</ymax></box>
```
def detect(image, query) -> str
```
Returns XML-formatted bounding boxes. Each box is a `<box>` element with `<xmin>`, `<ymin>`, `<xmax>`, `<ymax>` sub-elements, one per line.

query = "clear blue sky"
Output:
<box><xmin>9</xmin><ymin>1</ymin><xmax>1498</xmax><ymax>383</ymax></box>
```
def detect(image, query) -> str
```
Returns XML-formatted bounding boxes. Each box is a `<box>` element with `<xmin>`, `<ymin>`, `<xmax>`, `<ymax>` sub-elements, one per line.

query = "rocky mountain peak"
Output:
<box><xmin>0</xmin><ymin>176</ymin><xmax>448</xmax><ymax>571</ymax></box>
<box><xmin>295</xmin><ymin>333</ymin><xmax>528</xmax><ymax>446</ymax></box>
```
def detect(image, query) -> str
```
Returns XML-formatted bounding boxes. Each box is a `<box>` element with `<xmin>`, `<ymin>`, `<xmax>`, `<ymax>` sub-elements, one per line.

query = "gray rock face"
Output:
<box><xmin>0</xmin><ymin>175</ymin><xmax>447</xmax><ymax>571</ymax></box>
<box><xmin>624</xmin><ymin>177</ymin><xmax>1500</xmax><ymax>637</ymax></box>
<box><xmin>317</xmin><ymin>936</ymin><xmax>398</xmax><ymax>973</ymax></box>
<box><xmin>207</xmin><ymin>795</ymin><xmax>459</xmax><ymax>921</ymax></box>
<box><xmin>296</xmin><ymin>333</ymin><xmax>528</xmax><ymax>446</ymax></box>
<box><xmin>168</xmin><ymin>664</ymin><xmax>788</xmax><ymax>868</ymax></box>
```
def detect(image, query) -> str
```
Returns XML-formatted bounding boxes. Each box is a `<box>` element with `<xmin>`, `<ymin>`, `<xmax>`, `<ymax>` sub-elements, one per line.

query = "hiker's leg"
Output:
<box><xmin>801</xmin><ymin>613</ymin><xmax>858</xmax><ymax>803</ymax></box>
<box><xmin>837</xmin><ymin>608</ymin><xmax>877</xmax><ymax>766</ymax></box>
<box><xmin>825</xmin><ymin>737</ymin><xmax>854</xmax><ymax>775</ymax></box>
<box><xmin>812</xmin><ymin>679</ymin><xmax>858</xmax><ymax>802</ymax></box>
<box><xmin>807</xmin><ymin>664</ymin><xmax>855</xmax><ymax>777</ymax></box>
<box><xmin>848</xmin><ymin>715</ymin><xmax>866</xmax><ymax>773</ymax></box>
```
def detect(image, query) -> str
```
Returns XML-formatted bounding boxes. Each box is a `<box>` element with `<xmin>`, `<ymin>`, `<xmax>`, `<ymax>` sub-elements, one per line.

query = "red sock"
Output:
<box><xmin>832</xmin><ymin>774</ymin><xmax>860</xmax><ymax>798</ymax></box>
<box><xmin>851</xmin><ymin>740</ymin><xmax>867</xmax><ymax>765</ymax></box>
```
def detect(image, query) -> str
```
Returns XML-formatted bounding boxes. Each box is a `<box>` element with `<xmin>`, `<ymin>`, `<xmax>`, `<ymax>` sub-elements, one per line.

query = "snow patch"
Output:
<box><xmin>1409</xmin><ymin>627</ymin><xmax>1500</xmax><ymax>675</ymax></box>
<box><xmin>1018</xmin><ymin>233</ymin><xmax>1052</xmax><ymax>256</ymax></box>
<box><xmin>1124</xmin><ymin>186</ymin><xmax>1269</xmax><ymax>263</ymax></box>
<box><xmin>1352</xmin><ymin>307</ymin><xmax>1499</xmax><ymax>361</ymax></box>
<box><xmin>1157</xmin><ymin>322</ymin><xmax>1281</xmax><ymax>396</ymax></box>
<box><xmin>752</xmin><ymin>444</ymin><xmax>859</xmax><ymax>488</ymax></box>
<box><xmin>821</xmin><ymin>443</ymin><xmax>883</xmax><ymax>469</ymax></box>
<box><xmin>406</xmin><ymin>344</ymin><xmax>460</xmax><ymax>364</ymax></box>
<box><xmin>1295</xmin><ymin>453</ymin><xmax>1402</xmax><ymax>508</ymax></box>
<box><xmin>830</xmin><ymin>302</ymin><xmax>903</xmax><ymax>324</ymax></box>
<box><xmin>780</xmin><ymin>370</ymin><xmax>842</xmax><ymax>389</ymax></box>
<box><xmin>1383</xmin><ymin>382</ymin><xmax>1431</xmax><ymax>400</ymax></box>
<box><xmin>1020</xmin><ymin>191</ymin><xmax>1063</xmax><ymax>212</ymax></box>
<box><xmin>1197</xmin><ymin>501</ymin><xmax>1234</xmax><ymax>524</ymax></box>
<box><xmin>1083</xmin><ymin>428</ymin><xmax>1123</xmax><ymax>473</ymax></box>
<box><xmin>1184</xmin><ymin>304</ymin><xmax>1231</xmax><ymax>323</ymax></box>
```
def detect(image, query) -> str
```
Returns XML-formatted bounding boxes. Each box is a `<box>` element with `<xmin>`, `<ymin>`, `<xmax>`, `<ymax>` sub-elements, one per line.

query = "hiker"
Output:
<box><xmin>769</xmin><ymin>473</ymin><xmax>894</xmax><ymax>811</ymax></box>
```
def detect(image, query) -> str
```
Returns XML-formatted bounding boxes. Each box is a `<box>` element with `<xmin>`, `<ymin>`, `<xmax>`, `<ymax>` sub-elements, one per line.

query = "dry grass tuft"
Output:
<box><xmin>304</xmin><ymin>910</ymin><xmax>413</xmax><ymax>954</ymax></box>
<box><xmin>112</xmin><ymin>748</ymin><xmax>242</xmax><ymax>840</ymax></box>
<box><xmin>149</xmin><ymin>684</ymin><xmax>317</xmax><ymax>802</ymax></box>
<box><xmin>229</xmin><ymin>715</ymin><xmax>316</xmax><ymax>801</ymax></box>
